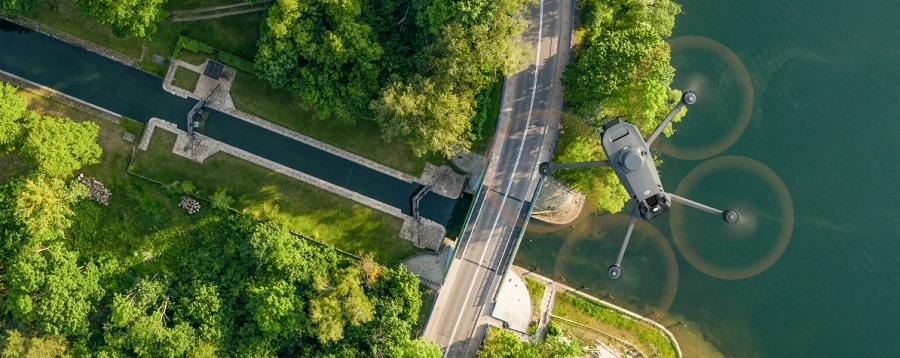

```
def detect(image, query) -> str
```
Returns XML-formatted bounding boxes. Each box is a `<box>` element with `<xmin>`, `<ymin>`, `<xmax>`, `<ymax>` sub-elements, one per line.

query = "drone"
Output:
<box><xmin>539</xmin><ymin>92</ymin><xmax>739</xmax><ymax>279</ymax></box>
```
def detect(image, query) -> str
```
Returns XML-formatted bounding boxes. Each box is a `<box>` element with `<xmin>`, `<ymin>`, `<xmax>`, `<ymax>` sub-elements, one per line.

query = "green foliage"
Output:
<box><xmin>554</xmin><ymin>293</ymin><xmax>675</xmax><ymax>358</ymax></box>
<box><xmin>172</xmin><ymin>36</ymin><xmax>215</xmax><ymax>59</ymax></box>
<box><xmin>9</xmin><ymin>176</ymin><xmax>87</xmax><ymax>240</ymax></box>
<box><xmin>74</xmin><ymin>0</ymin><xmax>168</xmax><ymax>38</ymax></box>
<box><xmin>478</xmin><ymin>327</ymin><xmax>541</xmax><ymax>358</ymax></box>
<box><xmin>556</xmin><ymin>0</ymin><xmax>683</xmax><ymax>212</ymax></box>
<box><xmin>255</xmin><ymin>0</ymin><xmax>529</xmax><ymax>157</ymax></box>
<box><xmin>0</xmin><ymin>82</ymin><xmax>28</xmax><ymax>149</ymax></box>
<box><xmin>0</xmin><ymin>0</ymin><xmax>35</xmax><ymax>14</ymax></box>
<box><xmin>255</xmin><ymin>0</ymin><xmax>384</xmax><ymax>123</ymax></box>
<box><xmin>371</xmin><ymin>74</ymin><xmax>475</xmax><ymax>157</ymax></box>
<box><xmin>217</xmin><ymin>51</ymin><xmax>255</xmax><ymax>73</ymax></box>
<box><xmin>552</xmin><ymin>118</ymin><xmax>628</xmax><ymax>213</ymax></box>
<box><xmin>209</xmin><ymin>189</ymin><xmax>234</xmax><ymax>210</ymax></box>
<box><xmin>478</xmin><ymin>326</ymin><xmax>582</xmax><ymax>358</ymax></box>
<box><xmin>20</xmin><ymin>115</ymin><xmax>101</xmax><ymax>179</ymax></box>
<box><xmin>4</xmin><ymin>246</ymin><xmax>103</xmax><ymax>336</ymax></box>
<box><xmin>1</xmin><ymin>329</ymin><xmax>69</xmax><ymax>357</ymax></box>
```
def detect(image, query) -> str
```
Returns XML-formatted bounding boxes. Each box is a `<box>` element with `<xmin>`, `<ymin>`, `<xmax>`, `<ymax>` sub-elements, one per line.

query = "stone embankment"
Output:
<box><xmin>530</xmin><ymin>177</ymin><xmax>585</xmax><ymax>225</ymax></box>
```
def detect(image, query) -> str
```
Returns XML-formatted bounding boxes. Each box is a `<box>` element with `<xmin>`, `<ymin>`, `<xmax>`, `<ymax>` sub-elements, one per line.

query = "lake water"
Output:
<box><xmin>516</xmin><ymin>0</ymin><xmax>900</xmax><ymax>356</ymax></box>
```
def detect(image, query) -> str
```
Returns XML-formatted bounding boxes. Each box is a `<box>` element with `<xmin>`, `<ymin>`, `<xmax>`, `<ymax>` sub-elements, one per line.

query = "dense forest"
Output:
<box><xmin>555</xmin><ymin>0</ymin><xmax>684</xmax><ymax>213</ymax></box>
<box><xmin>0</xmin><ymin>82</ymin><xmax>438</xmax><ymax>356</ymax></box>
<box><xmin>254</xmin><ymin>0</ymin><xmax>531</xmax><ymax>157</ymax></box>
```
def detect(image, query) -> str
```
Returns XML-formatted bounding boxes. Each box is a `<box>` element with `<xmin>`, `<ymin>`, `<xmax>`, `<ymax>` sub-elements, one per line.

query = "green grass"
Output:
<box><xmin>553</xmin><ymin>292</ymin><xmax>677</xmax><ymax>358</ymax></box>
<box><xmin>129</xmin><ymin>128</ymin><xmax>419</xmax><ymax>266</ymax></box>
<box><xmin>523</xmin><ymin>277</ymin><xmax>545</xmax><ymax>334</ymax></box>
<box><xmin>27</xmin><ymin>0</ymin><xmax>263</xmax><ymax>76</ymax></box>
<box><xmin>229</xmin><ymin>71</ymin><xmax>443</xmax><ymax>175</ymax></box>
<box><xmin>177</xmin><ymin>48</ymin><xmax>212</xmax><ymax>66</ymax></box>
<box><xmin>172</xmin><ymin>66</ymin><xmax>201</xmax><ymax>92</ymax></box>
<box><xmin>414</xmin><ymin>288</ymin><xmax>437</xmax><ymax>337</ymax></box>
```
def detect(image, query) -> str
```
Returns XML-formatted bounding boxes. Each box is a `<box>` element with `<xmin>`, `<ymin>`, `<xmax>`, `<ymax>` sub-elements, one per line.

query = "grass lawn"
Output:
<box><xmin>523</xmin><ymin>277</ymin><xmax>545</xmax><ymax>334</ymax></box>
<box><xmin>552</xmin><ymin>292</ymin><xmax>678</xmax><ymax>358</ymax></box>
<box><xmin>129</xmin><ymin>128</ymin><xmax>419</xmax><ymax>266</ymax></box>
<box><xmin>27</xmin><ymin>0</ymin><xmax>263</xmax><ymax>76</ymax></box>
<box><xmin>228</xmin><ymin>72</ymin><xmax>443</xmax><ymax>175</ymax></box>
<box><xmin>172</xmin><ymin>66</ymin><xmax>200</xmax><ymax>92</ymax></box>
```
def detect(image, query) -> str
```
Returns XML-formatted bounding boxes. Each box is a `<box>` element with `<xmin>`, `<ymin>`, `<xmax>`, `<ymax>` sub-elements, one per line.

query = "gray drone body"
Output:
<box><xmin>601</xmin><ymin>119</ymin><xmax>671</xmax><ymax>221</ymax></box>
<box><xmin>539</xmin><ymin>91</ymin><xmax>739</xmax><ymax>279</ymax></box>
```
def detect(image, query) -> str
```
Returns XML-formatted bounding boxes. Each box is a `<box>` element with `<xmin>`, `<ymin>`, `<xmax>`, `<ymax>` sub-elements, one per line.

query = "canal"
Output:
<box><xmin>0</xmin><ymin>19</ymin><xmax>460</xmax><ymax>226</ymax></box>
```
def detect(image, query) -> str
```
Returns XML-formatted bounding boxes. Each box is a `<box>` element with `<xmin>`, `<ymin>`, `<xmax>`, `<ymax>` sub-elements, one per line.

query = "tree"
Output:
<box><xmin>308</xmin><ymin>266</ymin><xmax>374</xmax><ymax>343</ymax></box>
<box><xmin>4</xmin><ymin>246</ymin><xmax>103</xmax><ymax>336</ymax></box>
<box><xmin>209</xmin><ymin>189</ymin><xmax>234</xmax><ymax>210</ymax></box>
<box><xmin>10</xmin><ymin>176</ymin><xmax>87</xmax><ymax>240</ymax></box>
<box><xmin>255</xmin><ymin>0</ymin><xmax>384</xmax><ymax>123</ymax></box>
<box><xmin>74</xmin><ymin>0</ymin><xmax>168</xmax><ymax>38</ymax></box>
<box><xmin>247</xmin><ymin>280</ymin><xmax>306</xmax><ymax>339</ymax></box>
<box><xmin>106</xmin><ymin>278</ymin><xmax>198</xmax><ymax>358</ymax></box>
<box><xmin>0</xmin><ymin>82</ymin><xmax>28</xmax><ymax>149</ymax></box>
<box><xmin>0</xmin><ymin>0</ymin><xmax>35</xmax><ymax>15</ymax></box>
<box><xmin>1</xmin><ymin>329</ymin><xmax>69</xmax><ymax>358</ymax></box>
<box><xmin>20</xmin><ymin>115</ymin><xmax>101</xmax><ymax>178</ymax></box>
<box><xmin>371</xmin><ymin>74</ymin><xmax>475</xmax><ymax>157</ymax></box>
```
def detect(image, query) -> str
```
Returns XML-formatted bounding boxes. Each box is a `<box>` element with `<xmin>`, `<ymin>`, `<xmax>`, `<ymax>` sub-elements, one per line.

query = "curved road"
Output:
<box><xmin>422</xmin><ymin>0</ymin><xmax>572</xmax><ymax>355</ymax></box>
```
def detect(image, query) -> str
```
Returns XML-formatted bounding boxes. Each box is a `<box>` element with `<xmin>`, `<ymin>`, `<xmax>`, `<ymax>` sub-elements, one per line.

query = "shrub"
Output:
<box><xmin>218</xmin><ymin>51</ymin><xmax>255</xmax><ymax>73</ymax></box>
<box><xmin>172</xmin><ymin>36</ymin><xmax>215</xmax><ymax>59</ymax></box>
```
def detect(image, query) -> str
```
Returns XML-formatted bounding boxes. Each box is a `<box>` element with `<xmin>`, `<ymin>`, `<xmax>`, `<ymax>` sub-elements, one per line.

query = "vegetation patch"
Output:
<box><xmin>129</xmin><ymin>129</ymin><xmax>418</xmax><ymax>266</ymax></box>
<box><xmin>0</xmin><ymin>80</ymin><xmax>441</xmax><ymax>356</ymax></box>
<box><xmin>523</xmin><ymin>277</ymin><xmax>545</xmax><ymax>334</ymax></box>
<box><xmin>172</xmin><ymin>66</ymin><xmax>200</xmax><ymax>92</ymax></box>
<box><xmin>552</xmin><ymin>292</ymin><xmax>677</xmax><ymax>358</ymax></box>
<box><xmin>477</xmin><ymin>325</ymin><xmax>582</xmax><ymax>358</ymax></box>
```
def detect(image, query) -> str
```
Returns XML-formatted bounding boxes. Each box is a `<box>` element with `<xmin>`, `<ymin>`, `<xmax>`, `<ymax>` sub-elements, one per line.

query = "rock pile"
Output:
<box><xmin>77</xmin><ymin>174</ymin><xmax>111</xmax><ymax>205</ymax></box>
<box><xmin>179</xmin><ymin>196</ymin><xmax>200</xmax><ymax>214</ymax></box>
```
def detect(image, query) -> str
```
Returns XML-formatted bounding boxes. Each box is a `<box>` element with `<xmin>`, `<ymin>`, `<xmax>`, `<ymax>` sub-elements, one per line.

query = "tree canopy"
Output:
<box><xmin>256</xmin><ymin>0</ymin><xmax>530</xmax><ymax>157</ymax></box>
<box><xmin>74</xmin><ymin>0</ymin><xmax>168</xmax><ymax>38</ymax></box>
<box><xmin>555</xmin><ymin>0</ymin><xmax>683</xmax><ymax>213</ymax></box>
<box><xmin>20</xmin><ymin>114</ymin><xmax>101</xmax><ymax>179</ymax></box>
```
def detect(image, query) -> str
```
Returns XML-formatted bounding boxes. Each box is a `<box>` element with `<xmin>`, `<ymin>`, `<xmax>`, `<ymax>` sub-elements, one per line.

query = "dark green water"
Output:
<box><xmin>0</xmin><ymin>19</ymin><xmax>460</xmax><ymax>226</ymax></box>
<box><xmin>517</xmin><ymin>1</ymin><xmax>900</xmax><ymax>356</ymax></box>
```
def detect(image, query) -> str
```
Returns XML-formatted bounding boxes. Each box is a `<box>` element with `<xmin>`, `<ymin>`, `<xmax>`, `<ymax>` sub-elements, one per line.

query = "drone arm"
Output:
<box><xmin>539</xmin><ymin>161</ymin><xmax>607</xmax><ymax>176</ymax></box>
<box><xmin>550</xmin><ymin>161</ymin><xmax>608</xmax><ymax>169</ymax></box>
<box><xmin>646</xmin><ymin>92</ymin><xmax>696</xmax><ymax>147</ymax></box>
<box><xmin>608</xmin><ymin>211</ymin><xmax>638</xmax><ymax>279</ymax></box>
<box><xmin>669</xmin><ymin>193</ymin><xmax>723</xmax><ymax>215</ymax></box>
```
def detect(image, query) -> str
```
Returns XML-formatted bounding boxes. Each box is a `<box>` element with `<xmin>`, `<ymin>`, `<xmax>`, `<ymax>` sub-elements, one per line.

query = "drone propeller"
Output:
<box><xmin>552</xmin><ymin>213</ymin><xmax>679</xmax><ymax>317</ymax></box>
<box><xmin>669</xmin><ymin>156</ymin><xmax>794</xmax><ymax>280</ymax></box>
<box><xmin>656</xmin><ymin>36</ymin><xmax>754</xmax><ymax>160</ymax></box>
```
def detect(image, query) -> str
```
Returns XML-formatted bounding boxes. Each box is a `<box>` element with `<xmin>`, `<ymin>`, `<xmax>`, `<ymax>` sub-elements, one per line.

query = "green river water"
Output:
<box><xmin>516</xmin><ymin>0</ymin><xmax>900</xmax><ymax>356</ymax></box>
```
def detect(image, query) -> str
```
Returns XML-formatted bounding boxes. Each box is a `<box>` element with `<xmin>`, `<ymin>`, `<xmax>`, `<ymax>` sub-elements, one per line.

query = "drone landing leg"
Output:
<box><xmin>669</xmin><ymin>193</ymin><xmax>739</xmax><ymax>223</ymax></box>
<box><xmin>608</xmin><ymin>213</ymin><xmax>638</xmax><ymax>279</ymax></box>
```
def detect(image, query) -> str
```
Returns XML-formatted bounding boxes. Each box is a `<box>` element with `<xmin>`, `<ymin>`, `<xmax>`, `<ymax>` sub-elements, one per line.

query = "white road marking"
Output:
<box><xmin>443</xmin><ymin>0</ymin><xmax>546</xmax><ymax>355</ymax></box>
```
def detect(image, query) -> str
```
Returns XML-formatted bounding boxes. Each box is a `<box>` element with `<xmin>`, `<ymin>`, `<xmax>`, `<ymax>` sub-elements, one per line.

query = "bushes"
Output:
<box><xmin>172</xmin><ymin>36</ymin><xmax>214</xmax><ymax>59</ymax></box>
<box><xmin>218</xmin><ymin>51</ymin><xmax>255</xmax><ymax>74</ymax></box>
<box><xmin>171</xmin><ymin>36</ymin><xmax>256</xmax><ymax>74</ymax></box>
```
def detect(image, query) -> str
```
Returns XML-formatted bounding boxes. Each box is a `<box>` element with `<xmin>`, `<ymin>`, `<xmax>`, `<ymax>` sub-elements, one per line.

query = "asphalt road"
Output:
<box><xmin>422</xmin><ymin>0</ymin><xmax>572</xmax><ymax>355</ymax></box>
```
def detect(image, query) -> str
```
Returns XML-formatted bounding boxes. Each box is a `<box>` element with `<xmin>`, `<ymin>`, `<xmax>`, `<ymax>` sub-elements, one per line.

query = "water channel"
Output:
<box><xmin>0</xmin><ymin>19</ymin><xmax>462</xmax><ymax>226</ymax></box>
<box><xmin>516</xmin><ymin>0</ymin><xmax>900</xmax><ymax>356</ymax></box>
